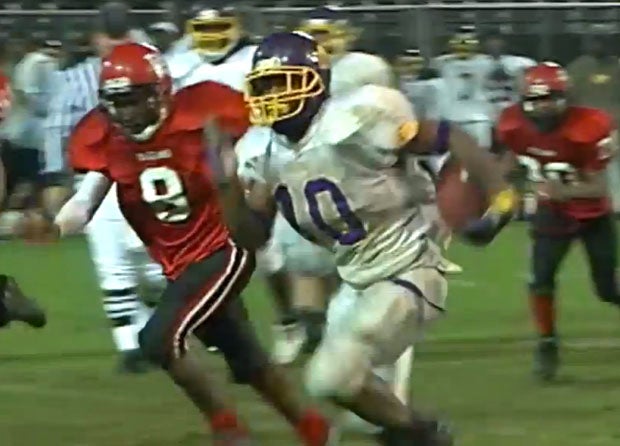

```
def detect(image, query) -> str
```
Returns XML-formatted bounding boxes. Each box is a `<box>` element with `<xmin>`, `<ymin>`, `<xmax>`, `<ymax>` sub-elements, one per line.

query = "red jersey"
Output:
<box><xmin>69</xmin><ymin>81</ymin><xmax>250</xmax><ymax>279</ymax></box>
<box><xmin>497</xmin><ymin>104</ymin><xmax>614</xmax><ymax>220</ymax></box>
<box><xmin>0</xmin><ymin>71</ymin><xmax>11</xmax><ymax>122</ymax></box>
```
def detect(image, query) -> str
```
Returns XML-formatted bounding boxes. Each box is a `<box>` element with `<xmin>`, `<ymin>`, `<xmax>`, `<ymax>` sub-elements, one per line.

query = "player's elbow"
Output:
<box><xmin>406</xmin><ymin>120</ymin><xmax>452</xmax><ymax>155</ymax></box>
<box><xmin>229</xmin><ymin>208</ymin><xmax>274</xmax><ymax>251</ymax></box>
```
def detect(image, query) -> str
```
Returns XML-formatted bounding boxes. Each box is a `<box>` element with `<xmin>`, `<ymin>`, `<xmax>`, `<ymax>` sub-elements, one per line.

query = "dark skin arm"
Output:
<box><xmin>402</xmin><ymin>120</ymin><xmax>518</xmax><ymax>245</ymax></box>
<box><xmin>495</xmin><ymin>134</ymin><xmax>614</xmax><ymax>201</ymax></box>
<box><xmin>217</xmin><ymin>175</ymin><xmax>275</xmax><ymax>250</ymax></box>
<box><xmin>207</xmin><ymin>121</ymin><xmax>274</xmax><ymax>250</ymax></box>
<box><xmin>404</xmin><ymin>119</ymin><xmax>515</xmax><ymax>198</ymax></box>
<box><xmin>540</xmin><ymin>170</ymin><xmax>608</xmax><ymax>201</ymax></box>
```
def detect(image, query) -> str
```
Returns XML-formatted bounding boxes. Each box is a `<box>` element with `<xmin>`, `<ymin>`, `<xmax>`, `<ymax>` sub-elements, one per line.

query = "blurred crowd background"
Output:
<box><xmin>0</xmin><ymin>1</ymin><xmax>620</xmax><ymax>68</ymax></box>
<box><xmin>2</xmin><ymin>1</ymin><xmax>620</xmax><ymax>222</ymax></box>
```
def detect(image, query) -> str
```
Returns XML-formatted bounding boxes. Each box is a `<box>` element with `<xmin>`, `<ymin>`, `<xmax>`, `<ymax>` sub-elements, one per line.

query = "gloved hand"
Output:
<box><xmin>460</xmin><ymin>187</ymin><xmax>518</xmax><ymax>246</ymax></box>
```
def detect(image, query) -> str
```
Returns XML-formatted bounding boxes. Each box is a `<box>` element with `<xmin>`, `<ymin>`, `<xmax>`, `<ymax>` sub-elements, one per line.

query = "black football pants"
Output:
<box><xmin>138</xmin><ymin>241</ymin><xmax>269</xmax><ymax>382</ymax></box>
<box><xmin>529</xmin><ymin>210</ymin><xmax>619</xmax><ymax>305</ymax></box>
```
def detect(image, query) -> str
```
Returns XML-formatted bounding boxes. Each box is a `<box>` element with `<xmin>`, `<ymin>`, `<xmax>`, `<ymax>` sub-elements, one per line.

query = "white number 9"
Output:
<box><xmin>139</xmin><ymin>166</ymin><xmax>190</xmax><ymax>223</ymax></box>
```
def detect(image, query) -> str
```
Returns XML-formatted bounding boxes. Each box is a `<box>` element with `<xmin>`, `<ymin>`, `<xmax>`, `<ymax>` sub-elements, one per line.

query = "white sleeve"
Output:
<box><xmin>235</xmin><ymin>126</ymin><xmax>271</xmax><ymax>184</ymax></box>
<box><xmin>167</xmin><ymin>51</ymin><xmax>204</xmax><ymax>90</ymax></box>
<box><xmin>54</xmin><ymin>172</ymin><xmax>111</xmax><ymax>236</ymax></box>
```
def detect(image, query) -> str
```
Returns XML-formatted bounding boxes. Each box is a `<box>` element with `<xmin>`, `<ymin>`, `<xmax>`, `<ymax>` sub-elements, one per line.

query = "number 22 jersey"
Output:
<box><xmin>68</xmin><ymin>81</ymin><xmax>250</xmax><ymax>279</ymax></box>
<box><xmin>236</xmin><ymin>84</ymin><xmax>435</xmax><ymax>288</ymax></box>
<box><xmin>497</xmin><ymin>104</ymin><xmax>614</xmax><ymax>220</ymax></box>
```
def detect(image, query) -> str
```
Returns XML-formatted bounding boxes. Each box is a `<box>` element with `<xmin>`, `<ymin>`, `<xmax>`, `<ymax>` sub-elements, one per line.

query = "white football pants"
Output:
<box><xmin>84</xmin><ymin>183</ymin><xmax>165</xmax><ymax>352</ymax></box>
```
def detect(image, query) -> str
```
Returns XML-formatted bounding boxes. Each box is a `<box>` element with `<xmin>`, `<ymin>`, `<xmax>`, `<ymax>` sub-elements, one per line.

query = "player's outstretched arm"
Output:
<box><xmin>406</xmin><ymin>120</ymin><xmax>518</xmax><ymax>245</ymax></box>
<box><xmin>217</xmin><ymin>173</ymin><xmax>275</xmax><ymax>250</ymax></box>
<box><xmin>17</xmin><ymin>172</ymin><xmax>111</xmax><ymax>242</ymax></box>
<box><xmin>205</xmin><ymin>121</ymin><xmax>274</xmax><ymax>250</ymax></box>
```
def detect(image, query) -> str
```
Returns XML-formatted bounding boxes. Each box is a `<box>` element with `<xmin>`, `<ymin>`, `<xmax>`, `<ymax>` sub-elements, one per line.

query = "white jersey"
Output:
<box><xmin>399</xmin><ymin>76</ymin><xmax>450</xmax><ymax>121</ymax></box>
<box><xmin>236</xmin><ymin>85</ymin><xmax>434</xmax><ymax>288</ymax></box>
<box><xmin>330</xmin><ymin>51</ymin><xmax>394</xmax><ymax>96</ymax></box>
<box><xmin>166</xmin><ymin>44</ymin><xmax>256</xmax><ymax>92</ymax></box>
<box><xmin>432</xmin><ymin>54</ymin><xmax>491</xmax><ymax>123</ymax></box>
<box><xmin>480</xmin><ymin>54</ymin><xmax>535</xmax><ymax>121</ymax></box>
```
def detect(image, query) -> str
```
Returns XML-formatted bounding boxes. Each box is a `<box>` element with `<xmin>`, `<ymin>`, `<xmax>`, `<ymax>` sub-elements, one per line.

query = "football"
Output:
<box><xmin>435</xmin><ymin>159</ymin><xmax>488</xmax><ymax>231</ymax></box>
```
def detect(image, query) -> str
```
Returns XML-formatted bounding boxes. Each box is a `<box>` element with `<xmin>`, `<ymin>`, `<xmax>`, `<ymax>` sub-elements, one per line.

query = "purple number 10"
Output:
<box><xmin>274</xmin><ymin>178</ymin><xmax>367</xmax><ymax>246</ymax></box>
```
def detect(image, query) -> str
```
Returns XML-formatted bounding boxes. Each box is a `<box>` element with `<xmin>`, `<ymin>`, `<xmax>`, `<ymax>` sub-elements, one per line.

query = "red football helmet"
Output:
<box><xmin>99</xmin><ymin>42</ymin><xmax>172</xmax><ymax>141</ymax></box>
<box><xmin>521</xmin><ymin>62</ymin><xmax>570</xmax><ymax>130</ymax></box>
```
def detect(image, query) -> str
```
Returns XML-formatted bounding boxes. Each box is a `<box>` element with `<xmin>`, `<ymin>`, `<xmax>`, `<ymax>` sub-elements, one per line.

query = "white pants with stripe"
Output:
<box><xmin>83</xmin><ymin>183</ymin><xmax>165</xmax><ymax>351</ymax></box>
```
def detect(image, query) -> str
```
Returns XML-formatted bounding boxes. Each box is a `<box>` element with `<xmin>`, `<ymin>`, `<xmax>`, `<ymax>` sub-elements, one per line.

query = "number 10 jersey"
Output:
<box><xmin>237</xmin><ymin>85</ymin><xmax>437</xmax><ymax>288</ymax></box>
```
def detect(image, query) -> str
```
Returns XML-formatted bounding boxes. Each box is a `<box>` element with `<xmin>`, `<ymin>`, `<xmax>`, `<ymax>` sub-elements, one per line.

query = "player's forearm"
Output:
<box><xmin>53</xmin><ymin>197</ymin><xmax>92</xmax><ymax>236</ymax></box>
<box><xmin>445</xmin><ymin>124</ymin><xmax>511</xmax><ymax>196</ymax></box>
<box><xmin>53</xmin><ymin>171</ymin><xmax>110</xmax><ymax>236</ymax></box>
<box><xmin>218</xmin><ymin>178</ymin><xmax>273</xmax><ymax>250</ymax></box>
<box><xmin>562</xmin><ymin>176</ymin><xmax>608</xmax><ymax>199</ymax></box>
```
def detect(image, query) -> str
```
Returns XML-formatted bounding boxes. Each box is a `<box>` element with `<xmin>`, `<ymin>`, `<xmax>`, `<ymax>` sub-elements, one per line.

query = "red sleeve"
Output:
<box><xmin>578</xmin><ymin>109</ymin><xmax>615</xmax><ymax>172</ymax></box>
<box><xmin>211</xmin><ymin>84</ymin><xmax>251</xmax><ymax>138</ymax></box>
<box><xmin>0</xmin><ymin>73</ymin><xmax>11</xmax><ymax>121</ymax></box>
<box><xmin>174</xmin><ymin>81</ymin><xmax>250</xmax><ymax>138</ymax></box>
<box><xmin>495</xmin><ymin>105</ymin><xmax>522</xmax><ymax>154</ymax></box>
<box><xmin>68</xmin><ymin>110</ymin><xmax>110</xmax><ymax>174</ymax></box>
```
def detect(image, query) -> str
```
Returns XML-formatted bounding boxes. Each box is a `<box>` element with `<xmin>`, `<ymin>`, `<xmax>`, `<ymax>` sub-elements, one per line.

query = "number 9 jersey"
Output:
<box><xmin>236</xmin><ymin>84</ymin><xmax>438</xmax><ymax>288</ymax></box>
<box><xmin>68</xmin><ymin>81</ymin><xmax>250</xmax><ymax>280</ymax></box>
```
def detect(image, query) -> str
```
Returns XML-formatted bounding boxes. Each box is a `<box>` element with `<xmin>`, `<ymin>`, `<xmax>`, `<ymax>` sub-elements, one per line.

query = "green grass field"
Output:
<box><xmin>1</xmin><ymin>223</ymin><xmax>620</xmax><ymax>446</ymax></box>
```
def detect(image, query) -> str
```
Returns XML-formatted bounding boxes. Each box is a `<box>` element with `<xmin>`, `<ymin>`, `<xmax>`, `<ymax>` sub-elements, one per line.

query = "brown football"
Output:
<box><xmin>435</xmin><ymin>159</ymin><xmax>488</xmax><ymax>230</ymax></box>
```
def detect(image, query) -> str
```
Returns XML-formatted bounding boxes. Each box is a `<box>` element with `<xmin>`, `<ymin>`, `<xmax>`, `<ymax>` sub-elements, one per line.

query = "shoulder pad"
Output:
<box><xmin>563</xmin><ymin>107</ymin><xmax>613</xmax><ymax>144</ymax></box>
<box><xmin>169</xmin><ymin>81</ymin><xmax>248</xmax><ymax>134</ymax></box>
<box><xmin>68</xmin><ymin>109</ymin><xmax>111</xmax><ymax>172</ymax></box>
<box><xmin>322</xmin><ymin>84</ymin><xmax>411</xmax><ymax>145</ymax></box>
<box><xmin>71</xmin><ymin>108</ymin><xmax>110</xmax><ymax>147</ymax></box>
<box><xmin>496</xmin><ymin>104</ymin><xmax>524</xmax><ymax>142</ymax></box>
<box><xmin>166</xmin><ymin>50</ymin><xmax>203</xmax><ymax>82</ymax></box>
<box><xmin>321</xmin><ymin>85</ymin><xmax>379</xmax><ymax>145</ymax></box>
<box><xmin>209</xmin><ymin>61</ymin><xmax>247</xmax><ymax>92</ymax></box>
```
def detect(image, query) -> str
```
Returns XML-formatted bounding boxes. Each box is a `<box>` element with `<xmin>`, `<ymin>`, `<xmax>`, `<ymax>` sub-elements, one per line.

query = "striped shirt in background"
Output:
<box><xmin>43</xmin><ymin>57</ymin><xmax>100</xmax><ymax>174</ymax></box>
<box><xmin>43</xmin><ymin>30</ymin><xmax>150</xmax><ymax>174</ymax></box>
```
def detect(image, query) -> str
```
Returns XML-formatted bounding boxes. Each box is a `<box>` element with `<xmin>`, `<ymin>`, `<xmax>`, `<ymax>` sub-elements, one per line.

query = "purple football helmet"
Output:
<box><xmin>245</xmin><ymin>31</ymin><xmax>331</xmax><ymax>142</ymax></box>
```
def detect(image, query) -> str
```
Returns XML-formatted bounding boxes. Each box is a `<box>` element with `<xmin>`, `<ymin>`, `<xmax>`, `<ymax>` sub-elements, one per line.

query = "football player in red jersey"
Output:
<box><xmin>496</xmin><ymin>62</ymin><xmax>619</xmax><ymax>381</ymax></box>
<box><xmin>19</xmin><ymin>43</ymin><xmax>329</xmax><ymax>445</ymax></box>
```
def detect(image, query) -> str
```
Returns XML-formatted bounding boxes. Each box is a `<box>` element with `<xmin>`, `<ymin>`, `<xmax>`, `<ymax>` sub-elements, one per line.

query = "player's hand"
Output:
<box><xmin>460</xmin><ymin>187</ymin><xmax>518</xmax><ymax>246</ymax></box>
<box><xmin>14</xmin><ymin>210</ymin><xmax>60</xmax><ymax>243</ymax></box>
<box><xmin>203</xmin><ymin>119</ymin><xmax>238</xmax><ymax>184</ymax></box>
<box><xmin>537</xmin><ymin>180</ymin><xmax>568</xmax><ymax>201</ymax></box>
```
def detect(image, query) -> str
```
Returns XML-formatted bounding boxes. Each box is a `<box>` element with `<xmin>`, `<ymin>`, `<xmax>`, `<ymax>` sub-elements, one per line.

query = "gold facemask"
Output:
<box><xmin>245</xmin><ymin>59</ymin><xmax>326</xmax><ymax>126</ymax></box>
<box><xmin>449</xmin><ymin>34</ymin><xmax>479</xmax><ymax>58</ymax></box>
<box><xmin>186</xmin><ymin>13</ymin><xmax>240</xmax><ymax>56</ymax></box>
<box><xmin>296</xmin><ymin>21</ymin><xmax>357</xmax><ymax>58</ymax></box>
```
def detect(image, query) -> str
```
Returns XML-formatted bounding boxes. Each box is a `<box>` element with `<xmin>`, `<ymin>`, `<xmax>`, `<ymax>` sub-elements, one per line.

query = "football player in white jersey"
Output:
<box><xmin>479</xmin><ymin>30</ymin><xmax>536</xmax><ymax>122</ymax></box>
<box><xmin>298</xmin><ymin>5</ymin><xmax>394</xmax><ymax>95</ymax></box>
<box><xmin>432</xmin><ymin>25</ymin><xmax>493</xmax><ymax>150</ymax></box>
<box><xmin>256</xmin><ymin>5</ymin><xmax>399</xmax><ymax>366</ymax></box>
<box><xmin>166</xmin><ymin>2</ymin><xmax>257</xmax><ymax>91</ymax></box>
<box><xmin>231</xmin><ymin>32</ymin><xmax>517</xmax><ymax>446</ymax></box>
